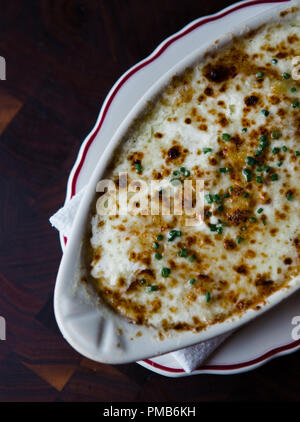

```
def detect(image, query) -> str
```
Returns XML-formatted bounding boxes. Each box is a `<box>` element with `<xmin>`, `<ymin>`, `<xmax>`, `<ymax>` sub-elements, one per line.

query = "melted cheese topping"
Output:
<box><xmin>88</xmin><ymin>8</ymin><xmax>300</xmax><ymax>331</ymax></box>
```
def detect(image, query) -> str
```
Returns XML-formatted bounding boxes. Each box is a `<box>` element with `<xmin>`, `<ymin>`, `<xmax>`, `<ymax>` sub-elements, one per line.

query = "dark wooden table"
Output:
<box><xmin>0</xmin><ymin>0</ymin><xmax>299</xmax><ymax>402</ymax></box>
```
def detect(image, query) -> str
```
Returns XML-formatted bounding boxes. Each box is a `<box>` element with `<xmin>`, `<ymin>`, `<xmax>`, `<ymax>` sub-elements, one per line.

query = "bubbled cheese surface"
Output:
<box><xmin>88</xmin><ymin>8</ymin><xmax>300</xmax><ymax>331</ymax></box>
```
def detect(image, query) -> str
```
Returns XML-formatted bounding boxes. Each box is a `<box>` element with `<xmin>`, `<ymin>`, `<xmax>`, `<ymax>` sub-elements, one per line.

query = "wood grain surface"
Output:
<box><xmin>0</xmin><ymin>0</ymin><xmax>299</xmax><ymax>402</ymax></box>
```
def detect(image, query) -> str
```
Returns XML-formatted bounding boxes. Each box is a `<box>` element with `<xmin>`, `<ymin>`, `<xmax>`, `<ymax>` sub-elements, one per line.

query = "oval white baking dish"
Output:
<box><xmin>54</xmin><ymin>0</ymin><xmax>300</xmax><ymax>364</ymax></box>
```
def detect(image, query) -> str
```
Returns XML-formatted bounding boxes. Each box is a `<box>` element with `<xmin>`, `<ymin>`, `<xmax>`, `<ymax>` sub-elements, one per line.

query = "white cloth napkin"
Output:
<box><xmin>50</xmin><ymin>190</ymin><xmax>232</xmax><ymax>372</ymax></box>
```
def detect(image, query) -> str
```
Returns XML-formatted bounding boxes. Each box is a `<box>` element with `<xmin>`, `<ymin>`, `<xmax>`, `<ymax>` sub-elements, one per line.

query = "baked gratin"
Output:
<box><xmin>86</xmin><ymin>8</ymin><xmax>300</xmax><ymax>332</ymax></box>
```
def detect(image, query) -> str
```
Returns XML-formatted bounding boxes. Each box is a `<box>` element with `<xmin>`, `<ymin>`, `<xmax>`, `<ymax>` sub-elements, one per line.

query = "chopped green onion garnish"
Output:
<box><xmin>188</xmin><ymin>254</ymin><xmax>197</xmax><ymax>262</ymax></box>
<box><xmin>153</xmin><ymin>242</ymin><xmax>159</xmax><ymax>250</ymax></box>
<box><xmin>287</xmin><ymin>193</ymin><xmax>293</xmax><ymax>201</ymax></box>
<box><xmin>222</xmin><ymin>133</ymin><xmax>231</xmax><ymax>141</ymax></box>
<box><xmin>249</xmin><ymin>217</ymin><xmax>257</xmax><ymax>223</ymax></box>
<box><xmin>161</xmin><ymin>267</ymin><xmax>171</xmax><ymax>277</ymax></box>
<box><xmin>205</xmin><ymin>292</ymin><xmax>211</xmax><ymax>303</ymax></box>
<box><xmin>271</xmin><ymin>58</ymin><xmax>278</xmax><ymax>64</ymax></box>
<box><xmin>213</xmin><ymin>194</ymin><xmax>221</xmax><ymax>203</ymax></box>
<box><xmin>189</xmin><ymin>278</ymin><xmax>196</xmax><ymax>285</ymax></box>
<box><xmin>237</xmin><ymin>236</ymin><xmax>244</xmax><ymax>244</ymax></box>
<box><xmin>157</xmin><ymin>234</ymin><xmax>163</xmax><ymax>241</ymax></box>
<box><xmin>244</xmin><ymin>192</ymin><xmax>249</xmax><ymax>198</ymax></box>
<box><xmin>282</xmin><ymin>146</ymin><xmax>287</xmax><ymax>152</ymax></box>
<box><xmin>264</xmin><ymin>166</ymin><xmax>271</xmax><ymax>173</ymax></box>
<box><xmin>257</xmin><ymin>208</ymin><xmax>263</xmax><ymax>214</ymax></box>
<box><xmin>258</xmin><ymin>144</ymin><xmax>265</xmax><ymax>152</ymax></box>
<box><xmin>242</xmin><ymin>127</ymin><xmax>248</xmax><ymax>133</ymax></box>
<box><xmin>173</xmin><ymin>170</ymin><xmax>180</xmax><ymax>176</ymax></box>
<box><xmin>243</xmin><ymin>168</ymin><xmax>252</xmax><ymax>182</ymax></box>
<box><xmin>203</xmin><ymin>147</ymin><xmax>212</xmax><ymax>154</ymax></box>
<box><xmin>259</xmin><ymin>134</ymin><xmax>267</xmax><ymax>142</ymax></box>
<box><xmin>283</xmin><ymin>72</ymin><xmax>291</xmax><ymax>79</ymax></box>
<box><xmin>272</xmin><ymin>147</ymin><xmax>280</xmax><ymax>154</ymax></box>
<box><xmin>256</xmin><ymin>176</ymin><xmax>263</xmax><ymax>183</ymax></box>
<box><xmin>135</xmin><ymin>162</ymin><xmax>143</xmax><ymax>173</ymax></box>
<box><xmin>168</xmin><ymin>229</ymin><xmax>181</xmax><ymax>241</ymax></box>
<box><xmin>246</xmin><ymin>156</ymin><xmax>256</xmax><ymax>166</ymax></box>
<box><xmin>261</xmin><ymin>109</ymin><xmax>270</xmax><ymax>116</ymax></box>
<box><xmin>205</xmin><ymin>194</ymin><xmax>213</xmax><ymax>204</ymax></box>
<box><xmin>219</xmin><ymin>167</ymin><xmax>231</xmax><ymax>173</ymax></box>
<box><xmin>140</xmin><ymin>278</ymin><xmax>147</xmax><ymax>285</ymax></box>
<box><xmin>256</xmin><ymin>71</ymin><xmax>264</xmax><ymax>78</ymax></box>
<box><xmin>292</xmin><ymin>101</ymin><xmax>299</xmax><ymax>109</ymax></box>
<box><xmin>155</xmin><ymin>252</ymin><xmax>162</xmax><ymax>260</ymax></box>
<box><xmin>277</xmin><ymin>161</ymin><xmax>283</xmax><ymax>167</ymax></box>
<box><xmin>178</xmin><ymin>248</ymin><xmax>188</xmax><ymax>257</ymax></box>
<box><xmin>217</xmin><ymin>205</ymin><xmax>224</xmax><ymax>212</ymax></box>
<box><xmin>271</xmin><ymin>173</ymin><xmax>279</xmax><ymax>181</ymax></box>
<box><xmin>290</xmin><ymin>87</ymin><xmax>297</xmax><ymax>93</ymax></box>
<box><xmin>147</xmin><ymin>285</ymin><xmax>158</xmax><ymax>292</ymax></box>
<box><xmin>296</xmin><ymin>151</ymin><xmax>300</xmax><ymax>156</ymax></box>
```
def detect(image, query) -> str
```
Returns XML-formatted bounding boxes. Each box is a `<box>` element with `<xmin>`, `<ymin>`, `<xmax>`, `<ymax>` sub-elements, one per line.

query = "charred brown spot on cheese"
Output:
<box><xmin>164</xmin><ymin>142</ymin><xmax>188</xmax><ymax>166</ymax></box>
<box><xmin>244</xmin><ymin>94</ymin><xmax>260</xmax><ymax>107</ymax></box>
<box><xmin>208</xmin><ymin>157</ymin><xmax>218</xmax><ymax>166</ymax></box>
<box><xmin>168</xmin><ymin>147</ymin><xmax>180</xmax><ymax>159</ymax></box>
<box><xmin>233</xmin><ymin>264</ymin><xmax>248</xmax><ymax>275</ymax></box>
<box><xmin>287</xmin><ymin>34</ymin><xmax>299</xmax><ymax>44</ymax></box>
<box><xmin>216</xmin><ymin>112</ymin><xmax>229</xmax><ymax>127</ymax></box>
<box><xmin>152</xmin><ymin>170</ymin><xmax>163</xmax><ymax>180</ymax></box>
<box><xmin>204</xmin><ymin>86</ymin><xmax>214</xmax><ymax>96</ymax></box>
<box><xmin>245</xmin><ymin>250</ymin><xmax>256</xmax><ymax>259</ymax></box>
<box><xmin>127</xmin><ymin>151</ymin><xmax>144</xmax><ymax>166</ymax></box>
<box><xmin>236</xmin><ymin>300</ymin><xmax>248</xmax><ymax>311</ymax></box>
<box><xmin>115</xmin><ymin>224</ymin><xmax>126</xmax><ymax>232</ymax></box>
<box><xmin>126</xmin><ymin>279</ymin><xmax>139</xmax><ymax>292</ymax></box>
<box><xmin>255</xmin><ymin>275</ymin><xmax>275</xmax><ymax>295</ymax></box>
<box><xmin>269</xmin><ymin>95</ymin><xmax>281</xmax><ymax>105</ymax></box>
<box><xmin>203</xmin><ymin>63</ymin><xmax>237</xmax><ymax>83</ymax></box>
<box><xmin>224</xmin><ymin>238</ymin><xmax>236</xmax><ymax>250</ymax></box>
<box><xmin>226</xmin><ymin>208</ymin><xmax>249</xmax><ymax>225</ymax></box>
<box><xmin>270</xmin><ymin>228</ymin><xmax>278</xmax><ymax>237</ymax></box>
<box><xmin>275</xmin><ymin>210</ymin><xmax>287</xmax><ymax>220</ymax></box>
<box><xmin>294</xmin><ymin>238</ymin><xmax>300</xmax><ymax>248</ymax></box>
<box><xmin>198</xmin><ymin>123</ymin><xmax>208</xmax><ymax>131</ymax></box>
<box><xmin>280</xmin><ymin>7</ymin><xmax>298</xmax><ymax>18</ymax></box>
<box><xmin>259</xmin><ymin>192</ymin><xmax>271</xmax><ymax>205</ymax></box>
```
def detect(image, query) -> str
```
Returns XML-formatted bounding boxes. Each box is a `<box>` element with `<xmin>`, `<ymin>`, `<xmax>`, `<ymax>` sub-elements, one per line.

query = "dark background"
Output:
<box><xmin>0</xmin><ymin>0</ymin><xmax>299</xmax><ymax>402</ymax></box>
